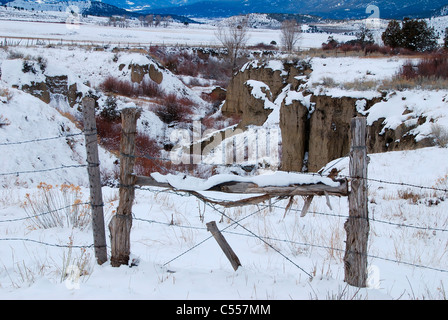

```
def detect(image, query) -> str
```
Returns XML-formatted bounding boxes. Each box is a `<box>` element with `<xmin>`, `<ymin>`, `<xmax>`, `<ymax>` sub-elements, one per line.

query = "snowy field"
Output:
<box><xmin>0</xmin><ymin>9</ymin><xmax>448</xmax><ymax>302</ymax></box>
<box><xmin>0</xmin><ymin>6</ymin><xmax>354</xmax><ymax>49</ymax></box>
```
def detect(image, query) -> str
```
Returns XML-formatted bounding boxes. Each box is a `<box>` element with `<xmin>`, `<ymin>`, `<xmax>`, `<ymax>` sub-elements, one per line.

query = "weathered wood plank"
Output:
<box><xmin>109</xmin><ymin>107</ymin><xmax>141</xmax><ymax>267</ymax></box>
<box><xmin>135</xmin><ymin>175</ymin><xmax>348</xmax><ymax>197</ymax></box>
<box><xmin>82</xmin><ymin>97</ymin><xmax>107</xmax><ymax>265</ymax></box>
<box><xmin>206</xmin><ymin>221</ymin><xmax>242</xmax><ymax>271</ymax></box>
<box><xmin>300</xmin><ymin>195</ymin><xmax>314</xmax><ymax>217</ymax></box>
<box><xmin>344</xmin><ymin>117</ymin><xmax>369</xmax><ymax>288</ymax></box>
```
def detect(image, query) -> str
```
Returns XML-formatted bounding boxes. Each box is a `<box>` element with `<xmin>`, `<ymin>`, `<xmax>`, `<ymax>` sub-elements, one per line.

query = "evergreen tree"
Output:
<box><xmin>382</xmin><ymin>18</ymin><xmax>438</xmax><ymax>52</ymax></box>
<box><xmin>382</xmin><ymin>20</ymin><xmax>402</xmax><ymax>48</ymax></box>
<box><xmin>401</xmin><ymin>18</ymin><xmax>438</xmax><ymax>52</ymax></box>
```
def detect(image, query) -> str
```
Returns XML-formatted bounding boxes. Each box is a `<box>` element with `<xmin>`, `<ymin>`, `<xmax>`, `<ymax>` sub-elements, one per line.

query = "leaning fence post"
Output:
<box><xmin>109</xmin><ymin>107</ymin><xmax>141</xmax><ymax>267</ymax></box>
<box><xmin>344</xmin><ymin>117</ymin><xmax>369</xmax><ymax>287</ymax></box>
<box><xmin>206</xmin><ymin>221</ymin><xmax>241</xmax><ymax>271</ymax></box>
<box><xmin>82</xmin><ymin>97</ymin><xmax>107</xmax><ymax>265</ymax></box>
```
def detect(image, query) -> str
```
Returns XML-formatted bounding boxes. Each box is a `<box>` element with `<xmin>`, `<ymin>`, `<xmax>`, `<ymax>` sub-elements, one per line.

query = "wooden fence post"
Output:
<box><xmin>109</xmin><ymin>107</ymin><xmax>141</xmax><ymax>267</ymax></box>
<box><xmin>344</xmin><ymin>117</ymin><xmax>369</xmax><ymax>287</ymax></box>
<box><xmin>82</xmin><ymin>97</ymin><xmax>107</xmax><ymax>265</ymax></box>
<box><xmin>206</xmin><ymin>221</ymin><xmax>242</xmax><ymax>271</ymax></box>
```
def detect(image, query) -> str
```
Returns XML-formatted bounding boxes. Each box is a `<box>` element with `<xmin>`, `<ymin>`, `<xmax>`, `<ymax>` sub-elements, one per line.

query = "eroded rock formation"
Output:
<box><xmin>220</xmin><ymin>59</ymin><xmax>435</xmax><ymax>172</ymax></box>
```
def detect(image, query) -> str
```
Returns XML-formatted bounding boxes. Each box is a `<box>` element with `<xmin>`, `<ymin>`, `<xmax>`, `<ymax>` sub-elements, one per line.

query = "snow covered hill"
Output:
<box><xmin>0</xmin><ymin>85</ymin><xmax>117</xmax><ymax>188</ymax></box>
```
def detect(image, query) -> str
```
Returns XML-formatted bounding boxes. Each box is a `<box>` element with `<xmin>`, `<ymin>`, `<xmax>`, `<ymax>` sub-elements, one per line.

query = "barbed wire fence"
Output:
<box><xmin>128</xmin><ymin>184</ymin><xmax>448</xmax><ymax>275</ymax></box>
<box><xmin>0</xmin><ymin>131</ymin><xmax>96</xmax><ymax>249</ymax></box>
<box><xmin>1</xmin><ymin>110</ymin><xmax>447</xmax><ymax>288</ymax></box>
<box><xmin>0</xmin><ymin>98</ymin><xmax>108</xmax><ymax>258</ymax></box>
<box><xmin>1</xmin><ymin>181</ymin><xmax>447</xmax><ymax>273</ymax></box>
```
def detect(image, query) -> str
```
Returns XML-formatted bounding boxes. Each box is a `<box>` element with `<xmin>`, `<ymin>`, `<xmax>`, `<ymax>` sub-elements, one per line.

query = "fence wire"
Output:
<box><xmin>1</xmin><ymin>130</ymin><xmax>448</xmax><ymax>277</ymax></box>
<box><xmin>131</xmin><ymin>186</ymin><xmax>448</xmax><ymax>275</ymax></box>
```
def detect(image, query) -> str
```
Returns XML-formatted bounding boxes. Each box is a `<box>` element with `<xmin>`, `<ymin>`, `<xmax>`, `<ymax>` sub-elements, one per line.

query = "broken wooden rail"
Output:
<box><xmin>134</xmin><ymin>174</ymin><xmax>348</xmax><ymax>197</ymax></box>
<box><xmin>133</xmin><ymin>173</ymin><xmax>348</xmax><ymax>212</ymax></box>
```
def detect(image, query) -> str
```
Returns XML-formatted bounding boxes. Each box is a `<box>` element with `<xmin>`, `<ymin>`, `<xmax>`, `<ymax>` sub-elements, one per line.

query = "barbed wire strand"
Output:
<box><xmin>0</xmin><ymin>164</ymin><xmax>88</xmax><ymax>177</ymax></box>
<box><xmin>0</xmin><ymin>132</ymin><xmax>85</xmax><ymax>146</ymax></box>
<box><xmin>161</xmin><ymin>197</ymin><xmax>283</xmax><ymax>268</ymax></box>
<box><xmin>270</xmin><ymin>204</ymin><xmax>448</xmax><ymax>233</ymax></box>
<box><xmin>132</xmin><ymin>205</ymin><xmax>448</xmax><ymax>274</ymax></box>
<box><xmin>0</xmin><ymin>201</ymin><xmax>92</xmax><ymax>223</ymax></box>
<box><xmin>0</xmin><ymin>237</ymin><xmax>97</xmax><ymax>249</ymax></box>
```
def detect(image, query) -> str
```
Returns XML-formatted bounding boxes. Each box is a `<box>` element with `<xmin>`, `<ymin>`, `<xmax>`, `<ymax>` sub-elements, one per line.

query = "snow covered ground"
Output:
<box><xmin>0</xmin><ymin>9</ymin><xmax>448</xmax><ymax>301</ymax></box>
<box><xmin>0</xmin><ymin>6</ymin><xmax>354</xmax><ymax>49</ymax></box>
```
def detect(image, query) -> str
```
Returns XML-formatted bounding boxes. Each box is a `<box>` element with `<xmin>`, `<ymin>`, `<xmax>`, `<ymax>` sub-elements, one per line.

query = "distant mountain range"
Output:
<box><xmin>103</xmin><ymin>0</ymin><xmax>448</xmax><ymax>19</ymax></box>
<box><xmin>3</xmin><ymin>0</ymin><xmax>448</xmax><ymax>20</ymax></box>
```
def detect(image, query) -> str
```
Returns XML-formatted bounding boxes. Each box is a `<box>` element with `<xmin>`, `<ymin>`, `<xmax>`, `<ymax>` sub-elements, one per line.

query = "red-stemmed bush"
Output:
<box><xmin>153</xmin><ymin>94</ymin><xmax>194</xmax><ymax>124</ymax></box>
<box><xmin>398</xmin><ymin>54</ymin><xmax>448</xmax><ymax>80</ymax></box>
<box><xmin>95</xmin><ymin>115</ymin><xmax>122</xmax><ymax>154</ymax></box>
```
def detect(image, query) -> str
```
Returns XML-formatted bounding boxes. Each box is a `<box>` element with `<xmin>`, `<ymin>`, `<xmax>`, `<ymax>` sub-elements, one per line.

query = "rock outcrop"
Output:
<box><xmin>1</xmin><ymin>59</ymin><xmax>86</xmax><ymax>109</ymax></box>
<box><xmin>307</xmin><ymin>94</ymin><xmax>382</xmax><ymax>172</ymax></box>
<box><xmin>220</xmin><ymin>59</ymin><xmax>437</xmax><ymax>173</ymax></box>
<box><xmin>222</xmin><ymin>60</ymin><xmax>311</xmax><ymax>128</ymax></box>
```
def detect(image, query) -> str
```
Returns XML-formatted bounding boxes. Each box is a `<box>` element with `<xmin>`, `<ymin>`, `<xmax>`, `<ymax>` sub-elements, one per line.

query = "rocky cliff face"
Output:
<box><xmin>307</xmin><ymin>94</ymin><xmax>382</xmax><ymax>172</ymax></box>
<box><xmin>221</xmin><ymin>60</ymin><xmax>311</xmax><ymax>128</ymax></box>
<box><xmin>220</xmin><ymin>59</ymin><xmax>436</xmax><ymax>173</ymax></box>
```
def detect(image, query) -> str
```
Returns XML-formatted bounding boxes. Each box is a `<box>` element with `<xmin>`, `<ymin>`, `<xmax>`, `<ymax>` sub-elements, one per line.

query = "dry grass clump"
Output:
<box><xmin>22</xmin><ymin>182</ymin><xmax>91</xmax><ymax>229</ymax></box>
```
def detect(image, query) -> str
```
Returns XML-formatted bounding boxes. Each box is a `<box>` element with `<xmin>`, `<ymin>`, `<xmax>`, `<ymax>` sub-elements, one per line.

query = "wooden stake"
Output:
<box><xmin>109</xmin><ymin>107</ymin><xmax>141</xmax><ymax>267</ymax></box>
<box><xmin>300</xmin><ymin>195</ymin><xmax>314</xmax><ymax>217</ymax></box>
<box><xmin>82</xmin><ymin>97</ymin><xmax>107</xmax><ymax>265</ymax></box>
<box><xmin>206</xmin><ymin>221</ymin><xmax>241</xmax><ymax>271</ymax></box>
<box><xmin>344</xmin><ymin>117</ymin><xmax>369</xmax><ymax>287</ymax></box>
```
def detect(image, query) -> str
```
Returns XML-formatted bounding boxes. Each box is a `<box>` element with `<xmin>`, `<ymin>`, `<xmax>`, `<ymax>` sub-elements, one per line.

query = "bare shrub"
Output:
<box><xmin>0</xmin><ymin>88</ymin><xmax>13</xmax><ymax>102</ymax></box>
<box><xmin>154</xmin><ymin>94</ymin><xmax>194</xmax><ymax>124</ymax></box>
<box><xmin>99</xmin><ymin>76</ymin><xmax>135</xmax><ymax>97</ymax></box>
<box><xmin>23</xmin><ymin>182</ymin><xmax>91</xmax><ymax>229</ymax></box>
<box><xmin>431</xmin><ymin>123</ymin><xmax>448</xmax><ymax>148</ymax></box>
<box><xmin>417</xmin><ymin>54</ymin><xmax>448</xmax><ymax>79</ymax></box>
<box><xmin>134</xmin><ymin>133</ymin><xmax>162</xmax><ymax>176</ymax></box>
<box><xmin>319</xmin><ymin>77</ymin><xmax>337</xmax><ymax>87</ymax></box>
<box><xmin>139</xmin><ymin>78</ymin><xmax>163</xmax><ymax>98</ymax></box>
<box><xmin>100</xmin><ymin>76</ymin><xmax>120</xmax><ymax>93</ymax></box>
<box><xmin>280</xmin><ymin>20</ymin><xmax>301</xmax><ymax>52</ymax></box>
<box><xmin>382</xmin><ymin>54</ymin><xmax>448</xmax><ymax>90</ymax></box>
<box><xmin>398</xmin><ymin>61</ymin><xmax>418</xmax><ymax>79</ymax></box>
<box><xmin>95</xmin><ymin>115</ymin><xmax>121</xmax><ymax>154</ymax></box>
<box><xmin>398</xmin><ymin>54</ymin><xmax>448</xmax><ymax>80</ymax></box>
<box><xmin>397</xmin><ymin>189</ymin><xmax>422</xmax><ymax>204</ymax></box>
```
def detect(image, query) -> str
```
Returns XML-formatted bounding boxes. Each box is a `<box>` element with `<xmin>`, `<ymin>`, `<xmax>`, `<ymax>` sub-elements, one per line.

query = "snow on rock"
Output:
<box><xmin>245</xmin><ymin>80</ymin><xmax>273</xmax><ymax>105</ymax></box>
<box><xmin>1</xmin><ymin>59</ymin><xmax>45</xmax><ymax>87</ymax></box>
<box><xmin>115</xmin><ymin>52</ymin><xmax>207</xmax><ymax>110</ymax></box>
<box><xmin>116</xmin><ymin>53</ymin><xmax>152</xmax><ymax>67</ymax></box>
<box><xmin>365</xmin><ymin>90</ymin><xmax>448</xmax><ymax>141</ymax></box>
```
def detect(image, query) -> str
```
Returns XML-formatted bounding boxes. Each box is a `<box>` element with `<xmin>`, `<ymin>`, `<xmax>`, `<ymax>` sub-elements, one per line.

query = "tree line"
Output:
<box><xmin>382</xmin><ymin>18</ymin><xmax>445</xmax><ymax>52</ymax></box>
<box><xmin>107</xmin><ymin>14</ymin><xmax>173</xmax><ymax>28</ymax></box>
